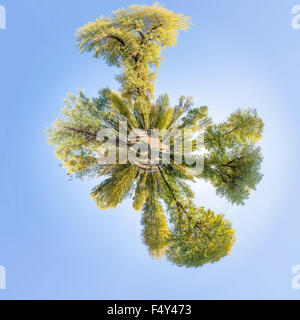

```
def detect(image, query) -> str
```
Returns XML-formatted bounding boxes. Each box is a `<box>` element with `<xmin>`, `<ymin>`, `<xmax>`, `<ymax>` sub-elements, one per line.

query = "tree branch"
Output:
<box><xmin>105</xmin><ymin>34</ymin><xmax>126</xmax><ymax>46</ymax></box>
<box><xmin>158</xmin><ymin>166</ymin><xmax>187</xmax><ymax>215</ymax></box>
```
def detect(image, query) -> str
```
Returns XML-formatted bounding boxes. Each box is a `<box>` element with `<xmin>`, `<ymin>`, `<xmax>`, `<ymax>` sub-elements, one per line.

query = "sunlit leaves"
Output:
<box><xmin>76</xmin><ymin>3</ymin><xmax>191</xmax><ymax>125</ymax></box>
<box><xmin>200</xmin><ymin>109</ymin><xmax>264</xmax><ymax>205</ymax></box>
<box><xmin>167</xmin><ymin>204</ymin><xmax>236</xmax><ymax>267</ymax></box>
<box><xmin>92</xmin><ymin>165</ymin><xmax>136</xmax><ymax>209</ymax></box>
<box><xmin>141</xmin><ymin>186</ymin><xmax>170</xmax><ymax>259</ymax></box>
<box><xmin>47</xmin><ymin>4</ymin><xmax>264</xmax><ymax>268</ymax></box>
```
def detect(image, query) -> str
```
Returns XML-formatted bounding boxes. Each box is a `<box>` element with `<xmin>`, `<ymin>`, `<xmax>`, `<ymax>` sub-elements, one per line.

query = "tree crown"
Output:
<box><xmin>77</xmin><ymin>3</ymin><xmax>191</xmax><ymax>124</ymax></box>
<box><xmin>47</xmin><ymin>4</ymin><xmax>264</xmax><ymax>268</ymax></box>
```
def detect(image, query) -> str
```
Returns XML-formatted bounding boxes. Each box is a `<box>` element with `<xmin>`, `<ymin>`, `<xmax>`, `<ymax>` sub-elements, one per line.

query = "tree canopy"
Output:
<box><xmin>77</xmin><ymin>3</ymin><xmax>191</xmax><ymax>125</ymax></box>
<box><xmin>167</xmin><ymin>202</ymin><xmax>235</xmax><ymax>267</ymax></box>
<box><xmin>47</xmin><ymin>4</ymin><xmax>264</xmax><ymax>268</ymax></box>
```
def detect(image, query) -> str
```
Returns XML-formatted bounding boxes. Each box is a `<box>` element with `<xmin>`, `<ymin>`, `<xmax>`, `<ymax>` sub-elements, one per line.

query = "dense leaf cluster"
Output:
<box><xmin>47</xmin><ymin>4</ymin><xmax>263</xmax><ymax>267</ymax></box>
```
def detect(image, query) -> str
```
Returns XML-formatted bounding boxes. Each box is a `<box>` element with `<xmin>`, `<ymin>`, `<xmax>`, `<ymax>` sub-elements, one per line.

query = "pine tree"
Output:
<box><xmin>47</xmin><ymin>4</ymin><xmax>264</xmax><ymax>267</ymax></box>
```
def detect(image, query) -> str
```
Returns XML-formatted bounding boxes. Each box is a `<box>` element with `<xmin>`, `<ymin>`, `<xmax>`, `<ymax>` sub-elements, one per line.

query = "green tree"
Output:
<box><xmin>167</xmin><ymin>202</ymin><xmax>236</xmax><ymax>268</ymax></box>
<box><xmin>141</xmin><ymin>177</ymin><xmax>170</xmax><ymax>259</ymax></box>
<box><xmin>47</xmin><ymin>4</ymin><xmax>264</xmax><ymax>267</ymax></box>
<box><xmin>200</xmin><ymin>109</ymin><xmax>264</xmax><ymax>205</ymax></box>
<box><xmin>77</xmin><ymin>3</ymin><xmax>191</xmax><ymax>125</ymax></box>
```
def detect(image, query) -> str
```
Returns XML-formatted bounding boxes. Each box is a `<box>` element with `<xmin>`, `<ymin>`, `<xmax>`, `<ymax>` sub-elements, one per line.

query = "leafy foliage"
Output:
<box><xmin>167</xmin><ymin>202</ymin><xmax>235</xmax><ymax>267</ymax></box>
<box><xmin>200</xmin><ymin>109</ymin><xmax>264</xmax><ymax>204</ymax></box>
<box><xmin>47</xmin><ymin>4</ymin><xmax>264</xmax><ymax>268</ymax></box>
<box><xmin>77</xmin><ymin>3</ymin><xmax>191</xmax><ymax>125</ymax></box>
<box><xmin>141</xmin><ymin>178</ymin><xmax>170</xmax><ymax>259</ymax></box>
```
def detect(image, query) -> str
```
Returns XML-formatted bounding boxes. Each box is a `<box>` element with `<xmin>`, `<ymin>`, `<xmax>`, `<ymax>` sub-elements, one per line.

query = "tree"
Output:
<box><xmin>141</xmin><ymin>179</ymin><xmax>170</xmax><ymax>259</ymax></box>
<box><xmin>47</xmin><ymin>4</ymin><xmax>264</xmax><ymax>267</ymax></box>
<box><xmin>167</xmin><ymin>201</ymin><xmax>235</xmax><ymax>268</ymax></box>
<box><xmin>199</xmin><ymin>109</ymin><xmax>264</xmax><ymax>205</ymax></box>
<box><xmin>77</xmin><ymin>4</ymin><xmax>191</xmax><ymax>126</ymax></box>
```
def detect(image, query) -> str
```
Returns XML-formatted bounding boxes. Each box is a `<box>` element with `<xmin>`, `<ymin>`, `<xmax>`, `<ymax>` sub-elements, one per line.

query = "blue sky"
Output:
<box><xmin>0</xmin><ymin>0</ymin><xmax>300</xmax><ymax>299</ymax></box>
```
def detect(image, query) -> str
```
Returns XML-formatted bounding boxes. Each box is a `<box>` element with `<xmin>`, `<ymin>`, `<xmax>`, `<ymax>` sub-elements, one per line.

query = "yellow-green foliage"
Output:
<box><xmin>46</xmin><ymin>4</ymin><xmax>264</xmax><ymax>268</ymax></box>
<box><xmin>77</xmin><ymin>3</ymin><xmax>191</xmax><ymax>126</ymax></box>
<box><xmin>141</xmin><ymin>184</ymin><xmax>170</xmax><ymax>259</ymax></box>
<box><xmin>92</xmin><ymin>165</ymin><xmax>136</xmax><ymax>209</ymax></box>
<box><xmin>133</xmin><ymin>173</ymin><xmax>148</xmax><ymax>211</ymax></box>
<box><xmin>167</xmin><ymin>203</ymin><xmax>236</xmax><ymax>267</ymax></box>
<box><xmin>200</xmin><ymin>109</ymin><xmax>264</xmax><ymax>205</ymax></box>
